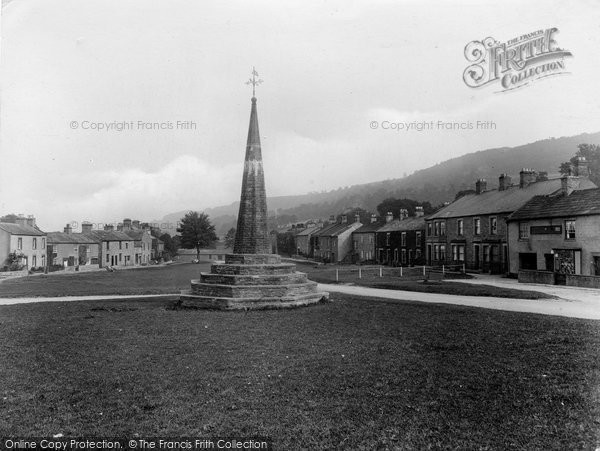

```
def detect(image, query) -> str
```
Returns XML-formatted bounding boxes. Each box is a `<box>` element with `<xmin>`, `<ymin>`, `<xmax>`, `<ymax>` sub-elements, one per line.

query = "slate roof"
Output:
<box><xmin>508</xmin><ymin>188</ymin><xmax>600</xmax><ymax>221</ymax></box>
<box><xmin>47</xmin><ymin>232</ymin><xmax>98</xmax><ymax>244</ymax></box>
<box><xmin>427</xmin><ymin>178</ymin><xmax>596</xmax><ymax>220</ymax></box>
<box><xmin>314</xmin><ymin>222</ymin><xmax>358</xmax><ymax>237</ymax></box>
<box><xmin>353</xmin><ymin>222</ymin><xmax>384</xmax><ymax>234</ymax></box>
<box><xmin>294</xmin><ymin>225</ymin><xmax>322</xmax><ymax>237</ymax></box>
<box><xmin>377</xmin><ymin>216</ymin><xmax>426</xmax><ymax>232</ymax></box>
<box><xmin>83</xmin><ymin>230</ymin><xmax>134</xmax><ymax>242</ymax></box>
<box><xmin>123</xmin><ymin>230</ymin><xmax>152</xmax><ymax>247</ymax></box>
<box><xmin>0</xmin><ymin>223</ymin><xmax>46</xmax><ymax>236</ymax></box>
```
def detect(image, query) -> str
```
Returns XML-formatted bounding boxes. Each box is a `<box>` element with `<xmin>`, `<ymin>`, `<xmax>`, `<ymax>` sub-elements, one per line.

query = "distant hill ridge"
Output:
<box><xmin>160</xmin><ymin>131</ymin><xmax>600</xmax><ymax>234</ymax></box>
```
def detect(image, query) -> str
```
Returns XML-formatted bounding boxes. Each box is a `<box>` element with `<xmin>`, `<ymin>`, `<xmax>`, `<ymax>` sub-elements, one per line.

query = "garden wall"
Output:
<box><xmin>566</xmin><ymin>274</ymin><xmax>600</xmax><ymax>289</ymax></box>
<box><xmin>518</xmin><ymin>270</ymin><xmax>555</xmax><ymax>285</ymax></box>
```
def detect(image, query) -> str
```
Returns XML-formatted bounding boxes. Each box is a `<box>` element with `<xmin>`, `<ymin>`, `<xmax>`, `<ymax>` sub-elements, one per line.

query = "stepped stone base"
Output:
<box><xmin>179</xmin><ymin>254</ymin><xmax>328</xmax><ymax>310</ymax></box>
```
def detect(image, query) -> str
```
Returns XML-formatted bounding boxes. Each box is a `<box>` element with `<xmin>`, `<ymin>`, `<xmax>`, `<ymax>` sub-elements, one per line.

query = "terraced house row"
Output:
<box><xmin>0</xmin><ymin>215</ymin><xmax>164</xmax><ymax>272</ymax></box>
<box><xmin>288</xmin><ymin>157</ymin><xmax>600</xmax><ymax>286</ymax></box>
<box><xmin>424</xmin><ymin>158</ymin><xmax>598</xmax><ymax>279</ymax></box>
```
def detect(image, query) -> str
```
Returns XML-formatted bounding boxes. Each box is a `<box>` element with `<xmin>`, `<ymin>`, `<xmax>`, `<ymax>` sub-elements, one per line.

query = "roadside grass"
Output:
<box><xmin>0</xmin><ymin>263</ymin><xmax>206</xmax><ymax>298</ymax></box>
<box><xmin>297</xmin><ymin>263</ymin><xmax>555</xmax><ymax>300</ymax></box>
<box><xmin>0</xmin><ymin>261</ymin><xmax>555</xmax><ymax>300</ymax></box>
<box><xmin>1</xmin><ymin>296</ymin><xmax>599</xmax><ymax>449</ymax></box>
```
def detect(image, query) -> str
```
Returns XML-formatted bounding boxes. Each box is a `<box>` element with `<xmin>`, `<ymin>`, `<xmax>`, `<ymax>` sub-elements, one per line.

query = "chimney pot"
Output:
<box><xmin>385</xmin><ymin>211</ymin><xmax>393</xmax><ymax>223</ymax></box>
<box><xmin>64</xmin><ymin>223</ymin><xmax>72</xmax><ymax>234</ymax></box>
<box><xmin>574</xmin><ymin>156</ymin><xmax>589</xmax><ymax>177</ymax></box>
<box><xmin>519</xmin><ymin>169</ymin><xmax>537</xmax><ymax>188</ymax></box>
<box><xmin>498</xmin><ymin>174</ymin><xmax>512</xmax><ymax>191</ymax></box>
<box><xmin>475</xmin><ymin>178</ymin><xmax>487</xmax><ymax>194</ymax></box>
<box><xmin>15</xmin><ymin>215</ymin><xmax>27</xmax><ymax>226</ymax></box>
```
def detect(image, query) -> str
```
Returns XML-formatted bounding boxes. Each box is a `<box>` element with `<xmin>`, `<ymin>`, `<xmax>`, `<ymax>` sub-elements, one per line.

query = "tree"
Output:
<box><xmin>224</xmin><ymin>227</ymin><xmax>236</xmax><ymax>249</ymax></box>
<box><xmin>177</xmin><ymin>211</ymin><xmax>218</xmax><ymax>260</ymax></box>
<box><xmin>276</xmin><ymin>232</ymin><xmax>296</xmax><ymax>257</ymax></box>
<box><xmin>454</xmin><ymin>189</ymin><xmax>476</xmax><ymax>201</ymax></box>
<box><xmin>559</xmin><ymin>144</ymin><xmax>600</xmax><ymax>185</ymax></box>
<box><xmin>159</xmin><ymin>233</ymin><xmax>179</xmax><ymax>260</ymax></box>
<box><xmin>0</xmin><ymin>214</ymin><xmax>19</xmax><ymax>223</ymax></box>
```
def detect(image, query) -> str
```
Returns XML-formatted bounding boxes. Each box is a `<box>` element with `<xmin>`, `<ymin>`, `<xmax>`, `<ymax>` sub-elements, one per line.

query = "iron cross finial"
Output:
<box><xmin>246</xmin><ymin>67</ymin><xmax>263</xmax><ymax>97</ymax></box>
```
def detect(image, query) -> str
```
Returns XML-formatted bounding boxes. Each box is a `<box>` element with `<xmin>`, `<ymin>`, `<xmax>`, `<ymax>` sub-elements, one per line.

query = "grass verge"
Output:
<box><xmin>1</xmin><ymin>296</ymin><xmax>599</xmax><ymax>449</ymax></box>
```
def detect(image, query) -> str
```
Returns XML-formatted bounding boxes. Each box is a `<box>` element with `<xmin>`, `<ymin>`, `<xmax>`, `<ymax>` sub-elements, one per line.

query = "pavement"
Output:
<box><xmin>319</xmin><ymin>274</ymin><xmax>600</xmax><ymax>320</ymax></box>
<box><xmin>0</xmin><ymin>293</ymin><xmax>179</xmax><ymax>306</ymax></box>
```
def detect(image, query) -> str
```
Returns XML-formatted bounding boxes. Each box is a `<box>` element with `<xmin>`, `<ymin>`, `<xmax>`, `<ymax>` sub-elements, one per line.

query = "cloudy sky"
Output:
<box><xmin>1</xmin><ymin>0</ymin><xmax>599</xmax><ymax>231</ymax></box>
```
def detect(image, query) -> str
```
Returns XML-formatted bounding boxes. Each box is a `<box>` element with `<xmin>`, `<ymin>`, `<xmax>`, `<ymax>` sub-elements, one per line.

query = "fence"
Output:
<box><xmin>323</xmin><ymin>264</ymin><xmax>466</xmax><ymax>283</ymax></box>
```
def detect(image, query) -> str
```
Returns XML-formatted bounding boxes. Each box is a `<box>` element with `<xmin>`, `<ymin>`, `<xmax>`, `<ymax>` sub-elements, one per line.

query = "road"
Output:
<box><xmin>319</xmin><ymin>278</ymin><xmax>600</xmax><ymax>320</ymax></box>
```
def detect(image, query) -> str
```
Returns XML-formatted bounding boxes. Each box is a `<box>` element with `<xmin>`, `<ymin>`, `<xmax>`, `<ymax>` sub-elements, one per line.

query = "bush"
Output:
<box><xmin>8</xmin><ymin>262</ymin><xmax>24</xmax><ymax>271</ymax></box>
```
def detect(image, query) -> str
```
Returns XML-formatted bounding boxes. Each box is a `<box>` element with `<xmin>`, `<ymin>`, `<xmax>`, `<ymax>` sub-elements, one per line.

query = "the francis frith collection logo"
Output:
<box><xmin>463</xmin><ymin>28</ymin><xmax>572</xmax><ymax>92</ymax></box>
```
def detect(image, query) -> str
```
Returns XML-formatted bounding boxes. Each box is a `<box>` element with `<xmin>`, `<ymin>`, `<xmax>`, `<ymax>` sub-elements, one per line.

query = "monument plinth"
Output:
<box><xmin>180</xmin><ymin>70</ymin><xmax>328</xmax><ymax>310</ymax></box>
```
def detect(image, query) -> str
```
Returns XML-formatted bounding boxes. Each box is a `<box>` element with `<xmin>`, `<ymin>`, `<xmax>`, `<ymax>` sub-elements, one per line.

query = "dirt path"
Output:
<box><xmin>1</xmin><ymin>279</ymin><xmax>597</xmax><ymax>320</ymax></box>
<box><xmin>320</xmin><ymin>283</ymin><xmax>600</xmax><ymax>320</ymax></box>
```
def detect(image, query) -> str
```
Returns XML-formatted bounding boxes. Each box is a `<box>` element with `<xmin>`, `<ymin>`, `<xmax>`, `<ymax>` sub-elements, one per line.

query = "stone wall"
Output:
<box><xmin>566</xmin><ymin>274</ymin><xmax>600</xmax><ymax>289</ymax></box>
<box><xmin>518</xmin><ymin>269</ymin><xmax>555</xmax><ymax>285</ymax></box>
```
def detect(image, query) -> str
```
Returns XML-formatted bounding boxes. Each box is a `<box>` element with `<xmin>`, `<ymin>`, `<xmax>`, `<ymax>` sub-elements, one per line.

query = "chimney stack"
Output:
<box><xmin>399</xmin><ymin>209</ymin><xmax>409</xmax><ymax>220</ymax></box>
<box><xmin>519</xmin><ymin>168</ymin><xmax>537</xmax><ymax>188</ymax></box>
<box><xmin>574</xmin><ymin>156</ymin><xmax>589</xmax><ymax>177</ymax></box>
<box><xmin>370</xmin><ymin>214</ymin><xmax>378</xmax><ymax>223</ymax></box>
<box><xmin>81</xmin><ymin>222</ymin><xmax>93</xmax><ymax>233</ymax></box>
<box><xmin>340</xmin><ymin>215</ymin><xmax>348</xmax><ymax>224</ymax></box>
<box><xmin>15</xmin><ymin>214</ymin><xmax>27</xmax><ymax>227</ymax></box>
<box><xmin>415</xmin><ymin>206</ymin><xmax>424</xmax><ymax>217</ymax></box>
<box><xmin>498</xmin><ymin>174</ymin><xmax>512</xmax><ymax>191</ymax></box>
<box><xmin>561</xmin><ymin>175</ymin><xmax>581</xmax><ymax>196</ymax></box>
<box><xmin>26</xmin><ymin>215</ymin><xmax>36</xmax><ymax>227</ymax></box>
<box><xmin>104</xmin><ymin>224</ymin><xmax>115</xmax><ymax>232</ymax></box>
<box><xmin>536</xmin><ymin>171</ymin><xmax>548</xmax><ymax>182</ymax></box>
<box><xmin>385</xmin><ymin>211</ymin><xmax>393</xmax><ymax>223</ymax></box>
<box><xmin>132</xmin><ymin>220</ymin><xmax>140</xmax><ymax>229</ymax></box>
<box><xmin>354</xmin><ymin>213</ymin><xmax>361</xmax><ymax>223</ymax></box>
<box><xmin>63</xmin><ymin>223</ymin><xmax>72</xmax><ymax>234</ymax></box>
<box><xmin>123</xmin><ymin>218</ymin><xmax>132</xmax><ymax>230</ymax></box>
<box><xmin>329</xmin><ymin>215</ymin><xmax>336</xmax><ymax>223</ymax></box>
<box><xmin>475</xmin><ymin>178</ymin><xmax>487</xmax><ymax>194</ymax></box>
<box><xmin>443</xmin><ymin>201</ymin><xmax>451</xmax><ymax>207</ymax></box>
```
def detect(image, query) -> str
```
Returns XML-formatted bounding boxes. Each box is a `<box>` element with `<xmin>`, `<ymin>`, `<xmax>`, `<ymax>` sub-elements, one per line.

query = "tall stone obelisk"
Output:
<box><xmin>233</xmin><ymin>92</ymin><xmax>270</xmax><ymax>255</ymax></box>
<box><xmin>179</xmin><ymin>69</ymin><xmax>328</xmax><ymax>310</ymax></box>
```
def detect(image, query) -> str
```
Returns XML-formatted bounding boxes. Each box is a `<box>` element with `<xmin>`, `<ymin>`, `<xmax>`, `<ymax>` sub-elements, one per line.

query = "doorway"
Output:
<box><xmin>519</xmin><ymin>253</ymin><xmax>537</xmax><ymax>270</ymax></box>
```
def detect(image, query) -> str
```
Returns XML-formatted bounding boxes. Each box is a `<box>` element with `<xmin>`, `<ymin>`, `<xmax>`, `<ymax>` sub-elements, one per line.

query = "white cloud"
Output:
<box><xmin>1</xmin><ymin>0</ymin><xmax>599</xmax><ymax>230</ymax></box>
<box><xmin>1</xmin><ymin>156</ymin><xmax>240</xmax><ymax>231</ymax></box>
